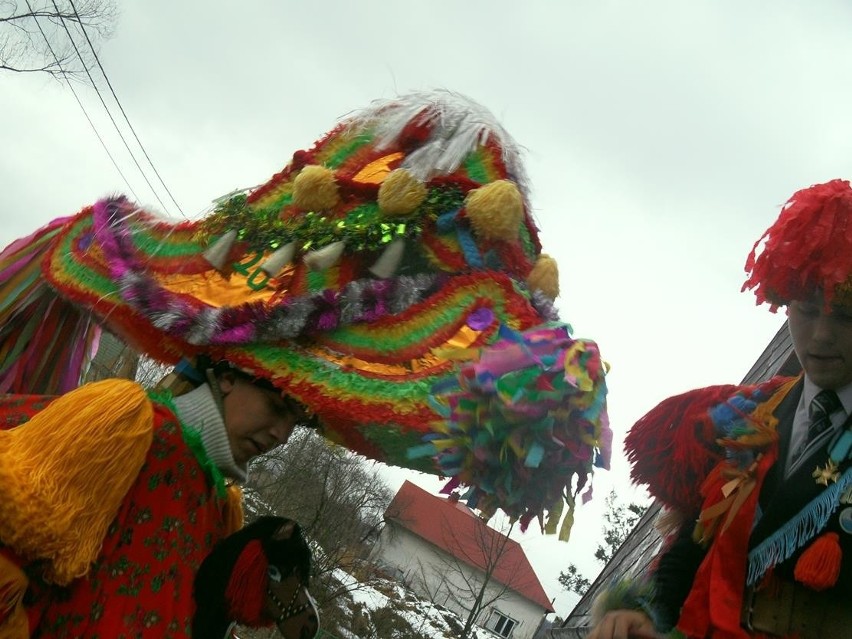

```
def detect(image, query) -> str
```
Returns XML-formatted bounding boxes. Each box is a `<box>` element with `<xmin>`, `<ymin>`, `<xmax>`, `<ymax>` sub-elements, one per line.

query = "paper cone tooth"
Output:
<box><xmin>260</xmin><ymin>242</ymin><xmax>297</xmax><ymax>275</ymax></box>
<box><xmin>303</xmin><ymin>241</ymin><xmax>346</xmax><ymax>271</ymax></box>
<box><xmin>369</xmin><ymin>238</ymin><xmax>405</xmax><ymax>279</ymax></box>
<box><xmin>202</xmin><ymin>229</ymin><xmax>238</xmax><ymax>270</ymax></box>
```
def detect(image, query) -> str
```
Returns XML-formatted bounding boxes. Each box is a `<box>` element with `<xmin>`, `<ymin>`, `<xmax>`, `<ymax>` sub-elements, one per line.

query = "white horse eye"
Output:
<box><xmin>267</xmin><ymin>565</ymin><xmax>282</xmax><ymax>582</ymax></box>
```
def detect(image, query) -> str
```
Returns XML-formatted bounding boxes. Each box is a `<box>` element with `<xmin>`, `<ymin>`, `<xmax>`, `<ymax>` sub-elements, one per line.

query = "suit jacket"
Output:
<box><xmin>752</xmin><ymin>378</ymin><xmax>852</xmax><ymax>586</ymax></box>
<box><xmin>649</xmin><ymin>377</ymin><xmax>852</xmax><ymax>633</ymax></box>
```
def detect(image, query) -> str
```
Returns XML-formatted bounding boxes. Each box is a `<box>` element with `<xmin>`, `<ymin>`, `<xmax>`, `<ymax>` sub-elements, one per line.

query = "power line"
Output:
<box><xmin>48</xmin><ymin>0</ymin><xmax>174</xmax><ymax>216</ymax></box>
<box><xmin>23</xmin><ymin>0</ymin><xmax>144</xmax><ymax>203</ymax></box>
<box><xmin>65</xmin><ymin>0</ymin><xmax>185</xmax><ymax>217</ymax></box>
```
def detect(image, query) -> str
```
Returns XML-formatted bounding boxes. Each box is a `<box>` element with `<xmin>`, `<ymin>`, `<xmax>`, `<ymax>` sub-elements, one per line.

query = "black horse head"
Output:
<box><xmin>193</xmin><ymin>516</ymin><xmax>319</xmax><ymax>639</ymax></box>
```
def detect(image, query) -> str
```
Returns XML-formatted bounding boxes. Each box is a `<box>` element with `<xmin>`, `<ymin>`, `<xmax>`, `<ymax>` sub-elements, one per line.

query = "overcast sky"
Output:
<box><xmin>4</xmin><ymin>0</ymin><xmax>851</xmax><ymax>618</ymax></box>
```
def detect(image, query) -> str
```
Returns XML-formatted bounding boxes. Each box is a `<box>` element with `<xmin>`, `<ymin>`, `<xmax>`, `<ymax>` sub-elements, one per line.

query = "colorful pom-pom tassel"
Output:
<box><xmin>292</xmin><ymin>165</ymin><xmax>340</xmax><ymax>211</ymax></box>
<box><xmin>794</xmin><ymin>532</ymin><xmax>842</xmax><ymax>591</ymax></box>
<box><xmin>465</xmin><ymin>180</ymin><xmax>524</xmax><ymax>241</ymax></box>
<box><xmin>527</xmin><ymin>254</ymin><xmax>559</xmax><ymax>300</ymax></box>
<box><xmin>378</xmin><ymin>168</ymin><xmax>426</xmax><ymax>216</ymax></box>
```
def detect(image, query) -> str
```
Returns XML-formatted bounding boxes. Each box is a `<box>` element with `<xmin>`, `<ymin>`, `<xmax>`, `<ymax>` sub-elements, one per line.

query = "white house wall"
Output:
<box><xmin>372</xmin><ymin>522</ymin><xmax>547</xmax><ymax>639</ymax></box>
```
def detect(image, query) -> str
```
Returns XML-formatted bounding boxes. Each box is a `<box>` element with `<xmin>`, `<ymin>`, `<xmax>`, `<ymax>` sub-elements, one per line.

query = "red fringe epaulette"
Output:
<box><xmin>625</xmin><ymin>376</ymin><xmax>794</xmax><ymax>515</ymax></box>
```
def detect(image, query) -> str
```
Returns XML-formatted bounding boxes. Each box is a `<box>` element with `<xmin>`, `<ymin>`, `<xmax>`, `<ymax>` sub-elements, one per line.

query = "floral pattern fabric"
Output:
<box><xmin>9</xmin><ymin>400</ymin><xmax>230</xmax><ymax>638</ymax></box>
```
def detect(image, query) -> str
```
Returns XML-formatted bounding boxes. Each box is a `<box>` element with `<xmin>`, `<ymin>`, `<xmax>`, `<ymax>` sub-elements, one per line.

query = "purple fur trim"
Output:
<box><xmin>357</xmin><ymin>279</ymin><xmax>392</xmax><ymax>323</ymax></box>
<box><xmin>313</xmin><ymin>290</ymin><xmax>341</xmax><ymax>332</ymax></box>
<box><xmin>530</xmin><ymin>289</ymin><xmax>559</xmax><ymax>322</ymax></box>
<box><xmin>93</xmin><ymin>197</ymin><xmax>137</xmax><ymax>279</ymax></box>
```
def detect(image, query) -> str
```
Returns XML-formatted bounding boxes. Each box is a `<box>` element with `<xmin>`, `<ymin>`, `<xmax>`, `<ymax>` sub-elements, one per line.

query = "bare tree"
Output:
<box><xmin>245</xmin><ymin>429</ymin><xmax>395</xmax><ymax>608</ymax></box>
<box><xmin>429</xmin><ymin>512</ymin><xmax>523</xmax><ymax>639</ymax></box>
<box><xmin>1</xmin><ymin>0</ymin><xmax>118</xmax><ymax>78</ymax></box>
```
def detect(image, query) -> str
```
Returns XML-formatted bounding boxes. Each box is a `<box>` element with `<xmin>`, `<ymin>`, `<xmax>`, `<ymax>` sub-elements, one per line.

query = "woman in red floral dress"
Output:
<box><xmin>0</xmin><ymin>362</ymin><xmax>312</xmax><ymax>638</ymax></box>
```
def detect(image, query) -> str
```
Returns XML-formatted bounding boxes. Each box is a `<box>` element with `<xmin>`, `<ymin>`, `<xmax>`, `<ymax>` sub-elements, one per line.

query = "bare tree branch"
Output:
<box><xmin>558</xmin><ymin>489</ymin><xmax>649</xmax><ymax>596</ymax></box>
<box><xmin>425</xmin><ymin>512</ymin><xmax>522</xmax><ymax>639</ymax></box>
<box><xmin>245</xmin><ymin>429</ymin><xmax>394</xmax><ymax>615</ymax></box>
<box><xmin>0</xmin><ymin>0</ymin><xmax>117</xmax><ymax>79</ymax></box>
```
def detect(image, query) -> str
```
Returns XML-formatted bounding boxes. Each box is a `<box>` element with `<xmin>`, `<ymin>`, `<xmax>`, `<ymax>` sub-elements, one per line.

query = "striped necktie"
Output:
<box><xmin>808</xmin><ymin>389</ymin><xmax>841</xmax><ymax>443</ymax></box>
<box><xmin>790</xmin><ymin>389</ymin><xmax>842</xmax><ymax>475</ymax></box>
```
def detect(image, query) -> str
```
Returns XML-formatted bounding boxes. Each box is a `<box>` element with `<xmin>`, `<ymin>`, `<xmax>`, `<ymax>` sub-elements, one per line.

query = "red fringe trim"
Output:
<box><xmin>225</xmin><ymin>539</ymin><xmax>268</xmax><ymax>625</ymax></box>
<box><xmin>625</xmin><ymin>384</ymin><xmax>742</xmax><ymax>513</ymax></box>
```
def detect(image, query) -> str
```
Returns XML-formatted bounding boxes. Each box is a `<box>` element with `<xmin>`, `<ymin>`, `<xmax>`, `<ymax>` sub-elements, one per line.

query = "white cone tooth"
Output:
<box><xmin>202</xmin><ymin>229</ymin><xmax>238</xmax><ymax>270</ymax></box>
<box><xmin>368</xmin><ymin>238</ymin><xmax>405</xmax><ymax>279</ymax></box>
<box><xmin>260</xmin><ymin>242</ymin><xmax>297</xmax><ymax>275</ymax></box>
<box><xmin>303</xmin><ymin>241</ymin><xmax>346</xmax><ymax>271</ymax></box>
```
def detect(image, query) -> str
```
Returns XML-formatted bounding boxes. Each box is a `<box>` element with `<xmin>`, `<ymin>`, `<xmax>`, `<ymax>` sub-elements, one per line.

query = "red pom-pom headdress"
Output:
<box><xmin>743</xmin><ymin>179</ymin><xmax>852</xmax><ymax>310</ymax></box>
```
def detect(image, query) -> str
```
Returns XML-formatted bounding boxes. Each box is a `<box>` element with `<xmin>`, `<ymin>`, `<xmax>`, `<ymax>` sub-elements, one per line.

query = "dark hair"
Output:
<box><xmin>187</xmin><ymin>356</ymin><xmax>320</xmax><ymax>431</ymax></box>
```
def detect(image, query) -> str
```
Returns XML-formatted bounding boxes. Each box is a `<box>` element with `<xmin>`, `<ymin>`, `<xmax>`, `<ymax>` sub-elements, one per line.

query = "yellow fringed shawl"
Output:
<box><xmin>0</xmin><ymin>379</ymin><xmax>153</xmax><ymax>585</ymax></box>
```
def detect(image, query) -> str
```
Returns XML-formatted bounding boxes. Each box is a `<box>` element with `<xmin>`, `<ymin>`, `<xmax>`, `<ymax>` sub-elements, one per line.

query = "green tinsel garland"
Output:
<box><xmin>198</xmin><ymin>186</ymin><xmax>466</xmax><ymax>254</ymax></box>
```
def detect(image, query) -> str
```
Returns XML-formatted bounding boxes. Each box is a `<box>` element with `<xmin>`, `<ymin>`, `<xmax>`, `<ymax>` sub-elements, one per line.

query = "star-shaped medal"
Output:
<box><xmin>813</xmin><ymin>458</ymin><xmax>841</xmax><ymax>486</ymax></box>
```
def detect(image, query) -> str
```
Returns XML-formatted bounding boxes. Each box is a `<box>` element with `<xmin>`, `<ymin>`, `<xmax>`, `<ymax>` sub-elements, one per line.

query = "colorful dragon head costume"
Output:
<box><xmin>0</xmin><ymin>91</ymin><xmax>609</xmax><ymax>534</ymax></box>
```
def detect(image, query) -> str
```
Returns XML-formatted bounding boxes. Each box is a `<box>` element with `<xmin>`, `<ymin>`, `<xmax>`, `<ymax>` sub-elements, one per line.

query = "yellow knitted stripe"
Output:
<box><xmin>0</xmin><ymin>379</ymin><xmax>153</xmax><ymax>585</ymax></box>
<box><xmin>750</xmin><ymin>376</ymin><xmax>801</xmax><ymax>436</ymax></box>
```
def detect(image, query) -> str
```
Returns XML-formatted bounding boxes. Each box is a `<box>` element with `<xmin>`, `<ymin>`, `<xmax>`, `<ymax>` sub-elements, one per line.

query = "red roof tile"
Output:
<box><xmin>384</xmin><ymin>480</ymin><xmax>554</xmax><ymax>612</ymax></box>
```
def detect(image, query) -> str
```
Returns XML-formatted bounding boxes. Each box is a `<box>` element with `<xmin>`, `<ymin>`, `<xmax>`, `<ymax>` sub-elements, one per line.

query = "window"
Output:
<box><xmin>485</xmin><ymin>609</ymin><xmax>517</xmax><ymax>638</ymax></box>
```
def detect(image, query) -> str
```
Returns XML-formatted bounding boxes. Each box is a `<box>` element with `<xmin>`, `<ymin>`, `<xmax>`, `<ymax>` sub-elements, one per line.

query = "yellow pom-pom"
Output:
<box><xmin>464</xmin><ymin>180</ymin><xmax>524</xmax><ymax>241</ymax></box>
<box><xmin>528</xmin><ymin>254</ymin><xmax>560</xmax><ymax>299</ymax></box>
<box><xmin>292</xmin><ymin>165</ymin><xmax>340</xmax><ymax>211</ymax></box>
<box><xmin>378</xmin><ymin>168</ymin><xmax>427</xmax><ymax>217</ymax></box>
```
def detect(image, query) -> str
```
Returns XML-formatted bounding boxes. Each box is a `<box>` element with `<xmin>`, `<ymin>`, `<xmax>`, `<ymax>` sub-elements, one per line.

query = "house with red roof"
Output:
<box><xmin>371</xmin><ymin>480</ymin><xmax>554</xmax><ymax>639</ymax></box>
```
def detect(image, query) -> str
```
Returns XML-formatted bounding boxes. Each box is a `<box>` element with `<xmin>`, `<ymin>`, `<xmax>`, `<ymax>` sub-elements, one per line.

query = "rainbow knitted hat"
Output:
<box><xmin>0</xmin><ymin>91</ymin><xmax>609</xmax><ymax>533</ymax></box>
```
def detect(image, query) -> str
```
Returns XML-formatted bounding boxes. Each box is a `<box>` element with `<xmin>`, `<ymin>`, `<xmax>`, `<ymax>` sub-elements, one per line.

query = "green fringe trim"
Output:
<box><xmin>148</xmin><ymin>389</ymin><xmax>227</xmax><ymax>499</ymax></box>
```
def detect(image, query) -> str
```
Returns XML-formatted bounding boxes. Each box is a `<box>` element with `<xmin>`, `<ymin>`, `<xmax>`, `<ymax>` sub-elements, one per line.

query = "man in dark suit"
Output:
<box><xmin>588</xmin><ymin>179</ymin><xmax>852</xmax><ymax>639</ymax></box>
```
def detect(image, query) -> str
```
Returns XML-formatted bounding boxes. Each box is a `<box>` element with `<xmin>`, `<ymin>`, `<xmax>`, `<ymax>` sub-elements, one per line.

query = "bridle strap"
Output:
<box><xmin>267</xmin><ymin>581</ymin><xmax>312</xmax><ymax>624</ymax></box>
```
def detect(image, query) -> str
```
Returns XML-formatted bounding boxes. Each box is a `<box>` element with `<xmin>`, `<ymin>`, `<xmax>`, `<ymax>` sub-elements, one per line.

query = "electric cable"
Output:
<box><xmin>23</xmin><ymin>0</ymin><xmax>143</xmax><ymax>203</ymax></box>
<box><xmin>49</xmin><ymin>0</ymin><xmax>173</xmax><ymax>214</ymax></box>
<box><xmin>65</xmin><ymin>0</ymin><xmax>185</xmax><ymax>217</ymax></box>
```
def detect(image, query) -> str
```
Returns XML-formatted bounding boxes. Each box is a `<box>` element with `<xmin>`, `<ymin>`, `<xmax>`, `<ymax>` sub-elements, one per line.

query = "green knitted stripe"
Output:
<box><xmin>306</xmin><ymin>270</ymin><xmax>328</xmax><ymax>292</ymax></box>
<box><xmin>131</xmin><ymin>226</ymin><xmax>201</xmax><ymax>258</ymax></box>
<box><xmin>464</xmin><ymin>151</ymin><xmax>490</xmax><ymax>184</ymax></box>
<box><xmin>243</xmin><ymin>342</ymin><xmax>436</xmax><ymax>399</ymax></box>
<box><xmin>326</xmin><ymin>289</ymin><xmax>506</xmax><ymax>353</ymax></box>
<box><xmin>324</xmin><ymin>133</ymin><xmax>373</xmax><ymax>168</ymax></box>
<box><xmin>518</xmin><ymin>222</ymin><xmax>536</xmax><ymax>259</ymax></box>
<box><xmin>53</xmin><ymin>220</ymin><xmax>118</xmax><ymax>298</ymax></box>
<box><xmin>264</xmin><ymin>192</ymin><xmax>294</xmax><ymax>215</ymax></box>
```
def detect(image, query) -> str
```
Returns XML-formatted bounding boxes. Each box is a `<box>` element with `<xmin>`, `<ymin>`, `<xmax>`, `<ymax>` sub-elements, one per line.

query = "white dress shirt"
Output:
<box><xmin>785</xmin><ymin>377</ymin><xmax>852</xmax><ymax>477</ymax></box>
